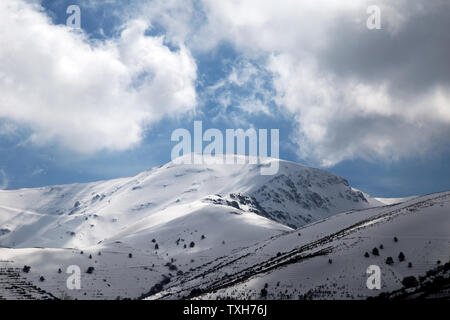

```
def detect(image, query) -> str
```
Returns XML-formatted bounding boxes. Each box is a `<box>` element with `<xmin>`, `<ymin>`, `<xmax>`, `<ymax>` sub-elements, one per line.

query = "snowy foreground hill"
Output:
<box><xmin>0</xmin><ymin>155</ymin><xmax>448</xmax><ymax>300</ymax></box>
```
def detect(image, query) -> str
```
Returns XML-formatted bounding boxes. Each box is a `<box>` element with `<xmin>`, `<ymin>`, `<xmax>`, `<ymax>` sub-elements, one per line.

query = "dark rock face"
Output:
<box><xmin>247</xmin><ymin>167</ymin><xmax>369</xmax><ymax>228</ymax></box>
<box><xmin>203</xmin><ymin>165</ymin><xmax>370</xmax><ymax>229</ymax></box>
<box><xmin>203</xmin><ymin>193</ymin><xmax>270</xmax><ymax>218</ymax></box>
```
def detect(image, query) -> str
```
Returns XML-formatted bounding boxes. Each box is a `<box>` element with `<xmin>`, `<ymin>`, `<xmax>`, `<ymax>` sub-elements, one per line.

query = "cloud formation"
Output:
<box><xmin>0</xmin><ymin>0</ymin><xmax>197</xmax><ymax>153</ymax></box>
<box><xmin>186</xmin><ymin>0</ymin><xmax>450</xmax><ymax>166</ymax></box>
<box><xmin>2</xmin><ymin>0</ymin><xmax>449</xmax><ymax>167</ymax></box>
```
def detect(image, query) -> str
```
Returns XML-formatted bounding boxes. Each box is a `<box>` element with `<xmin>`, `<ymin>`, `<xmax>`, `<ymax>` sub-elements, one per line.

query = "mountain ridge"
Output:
<box><xmin>1</xmin><ymin>155</ymin><xmax>444</xmax><ymax>300</ymax></box>
<box><xmin>0</xmin><ymin>154</ymin><xmax>377</xmax><ymax>248</ymax></box>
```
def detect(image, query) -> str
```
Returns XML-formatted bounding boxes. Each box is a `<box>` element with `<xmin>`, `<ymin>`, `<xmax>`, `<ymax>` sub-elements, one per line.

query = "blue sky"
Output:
<box><xmin>0</xmin><ymin>0</ymin><xmax>449</xmax><ymax>197</ymax></box>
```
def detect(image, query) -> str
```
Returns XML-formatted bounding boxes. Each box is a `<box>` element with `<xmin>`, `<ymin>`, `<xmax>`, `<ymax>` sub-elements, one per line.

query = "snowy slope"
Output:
<box><xmin>2</xmin><ymin>154</ymin><xmax>438</xmax><ymax>300</ymax></box>
<box><xmin>0</xmin><ymin>198</ymin><xmax>292</xmax><ymax>300</ymax></box>
<box><xmin>149</xmin><ymin>192</ymin><xmax>450</xmax><ymax>300</ymax></box>
<box><xmin>0</xmin><ymin>154</ymin><xmax>373</xmax><ymax>248</ymax></box>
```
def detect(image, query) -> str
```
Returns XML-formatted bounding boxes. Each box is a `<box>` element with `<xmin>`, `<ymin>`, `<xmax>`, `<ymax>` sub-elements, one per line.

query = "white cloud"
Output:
<box><xmin>0</xmin><ymin>121</ymin><xmax>19</xmax><ymax>137</ymax></box>
<box><xmin>188</xmin><ymin>0</ymin><xmax>450</xmax><ymax>166</ymax></box>
<box><xmin>0</xmin><ymin>0</ymin><xmax>197</xmax><ymax>153</ymax></box>
<box><xmin>3</xmin><ymin>0</ymin><xmax>449</xmax><ymax>167</ymax></box>
<box><xmin>32</xmin><ymin>168</ymin><xmax>45</xmax><ymax>176</ymax></box>
<box><xmin>268</xmin><ymin>54</ymin><xmax>450</xmax><ymax>166</ymax></box>
<box><xmin>205</xmin><ymin>60</ymin><xmax>272</xmax><ymax>115</ymax></box>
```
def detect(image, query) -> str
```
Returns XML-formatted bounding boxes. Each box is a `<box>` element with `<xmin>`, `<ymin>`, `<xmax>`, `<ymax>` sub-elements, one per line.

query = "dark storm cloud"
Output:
<box><xmin>320</xmin><ymin>0</ymin><xmax>450</xmax><ymax>98</ymax></box>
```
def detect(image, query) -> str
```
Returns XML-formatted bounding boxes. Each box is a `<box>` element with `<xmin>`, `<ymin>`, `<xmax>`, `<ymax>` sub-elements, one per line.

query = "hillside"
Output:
<box><xmin>2</xmin><ymin>155</ymin><xmax>445</xmax><ymax>300</ymax></box>
<box><xmin>0</xmin><ymin>155</ymin><xmax>374</xmax><ymax>249</ymax></box>
<box><xmin>150</xmin><ymin>192</ymin><xmax>450</xmax><ymax>300</ymax></box>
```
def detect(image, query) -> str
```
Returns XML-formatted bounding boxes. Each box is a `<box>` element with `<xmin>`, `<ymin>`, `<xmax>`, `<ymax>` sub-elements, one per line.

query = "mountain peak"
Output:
<box><xmin>0</xmin><ymin>156</ymin><xmax>375</xmax><ymax>248</ymax></box>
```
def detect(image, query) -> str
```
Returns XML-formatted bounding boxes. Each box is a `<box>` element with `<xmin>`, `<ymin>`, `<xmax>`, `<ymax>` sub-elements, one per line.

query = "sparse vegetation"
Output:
<box><xmin>372</xmin><ymin>247</ymin><xmax>379</xmax><ymax>256</ymax></box>
<box><xmin>86</xmin><ymin>266</ymin><xmax>95</xmax><ymax>274</ymax></box>
<box><xmin>385</xmin><ymin>257</ymin><xmax>394</xmax><ymax>265</ymax></box>
<box><xmin>129</xmin><ymin>253</ymin><xmax>133</xmax><ymax>258</ymax></box>
<box><xmin>165</xmin><ymin>262</ymin><xmax>177</xmax><ymax>271</ymax></box>
<box><xmin>394</xmin><ymin>237</ymin><xmax>398</xmax><ymax>242</ymax></box>
<box><xmin>190</xmin><ymin>288</ymin><xmax>203</xmax><ymax>296</ymax></box>
<box><xmin>189</xmin><ymin>241</ymin><xmax>195</xmax><ymax>248</ymax></box>
<box><xmin>402</xmin><ymin>276</ymin><xmax>418</xmax><ymax>288</ymax></box>
<box><xmin>364</xmin><ymin>252</ymin><xmax>370</xmax><ymax>258</ymax></box>
<box><xmin>39</xmin><ymin>276</ymin><xmax>45</xmax><ymax>282</ymax></box>
<box><xmin>374</xmin><ymin>260</ymin><xmax>450</xmax><ymax>299</ymax></box>
<box><xmin>398</xmin><ymin>252</ymin><xmax>405</xmax><ymax>262</ymax></box>
<box><xmin>260</xmin><ymin>288</ymin><xmax>268</xmax><ymax>298</ymax></box>
<box><xmin>22</xmin><ymin>265</ymin><xmax>31</xmax><ymax>273</ymax></box>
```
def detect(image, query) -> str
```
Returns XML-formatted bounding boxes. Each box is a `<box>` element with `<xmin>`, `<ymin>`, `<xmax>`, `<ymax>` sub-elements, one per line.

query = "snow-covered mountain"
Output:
<box><xmin>151</xmin><ymin>191</ymin><xmax>450</xmax><ymax>300</ymax></box>
<box><xmin>0</xmin><ymin>155</ymin><xmax>447</xmax><ymax>300</ymax></box>
<box><xmin>0</xmin><ymin>154</ymin><xmax>374</xmax><ymax>249</ymax></box>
